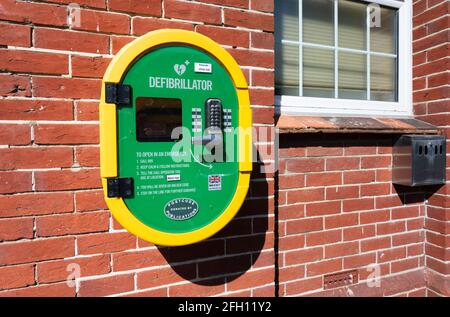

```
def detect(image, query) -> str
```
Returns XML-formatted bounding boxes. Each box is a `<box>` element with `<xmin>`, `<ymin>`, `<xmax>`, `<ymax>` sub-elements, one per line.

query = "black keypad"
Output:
<box><xmin>205</xmin><ymin>98</ymin><xmax>223</xmax><ymax>130</ymax></box>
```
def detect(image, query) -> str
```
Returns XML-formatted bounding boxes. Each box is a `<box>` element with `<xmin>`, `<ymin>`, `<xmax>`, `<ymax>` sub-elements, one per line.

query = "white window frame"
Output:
<box><xmin>275</xmin><ymin>0</ymin><xmax>412</xmax><ymax>117</ymax></box>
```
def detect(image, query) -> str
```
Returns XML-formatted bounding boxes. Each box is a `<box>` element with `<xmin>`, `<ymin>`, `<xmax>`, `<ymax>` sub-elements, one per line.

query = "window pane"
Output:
<box><xmin>303</xmin><ymin>0</ymin><xmax>334</xmax><ymax>46</ymax></box>
<box><xmin>275</xmin><ymin>0</ymin><xmax>299</xmax><ymax>41</ymax></box>
<box><xmin>371</xmin><ymin>6</ymin><xmax>397</xmax><ymax>54</ymax></box>
<box><xmin>303</xmin><ymin>47</ymin><xmax>334</xmax><ymax>98</ymax></box>
<box><xmin>275</xmin><ymin>44</ymin><xmax>299</xmax><ymax>96</ymax></box>
<box><xmin>371</xmin><ymin>56</ymin><xmax>397</xmax><ymax>101</ymax></box>
<box><xmin>339</xmin><ymin>52</ymin><xmax>367</xmax><ymax>100</ymax></box>
<box><xmin>274</xmin><ymin>0</ymin><xmax>400</xmax><ymax>104</ymax></box>
<box><xmin>338</xmin><ymin>0</ymin><xmax>367</xmax><ymax>50</ymax></box>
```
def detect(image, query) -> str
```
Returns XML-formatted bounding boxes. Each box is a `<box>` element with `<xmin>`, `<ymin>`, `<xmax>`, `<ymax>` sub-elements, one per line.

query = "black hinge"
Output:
<box><xmin>107</xmin><ymin>177</ymin><xmax>134</xmax><ymax>198</ymax></box>
<box><xmin>105</xmin><ymin>83</ymin><xmax>132</xmax><ymax>106</ymax></box>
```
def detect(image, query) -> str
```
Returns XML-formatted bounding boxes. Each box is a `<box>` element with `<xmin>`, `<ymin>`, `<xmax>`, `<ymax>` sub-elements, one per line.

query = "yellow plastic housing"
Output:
<box><xmin>100</xmin><ymin>29</ymin><xmax>252</xmax><ymax>246</ymax></box>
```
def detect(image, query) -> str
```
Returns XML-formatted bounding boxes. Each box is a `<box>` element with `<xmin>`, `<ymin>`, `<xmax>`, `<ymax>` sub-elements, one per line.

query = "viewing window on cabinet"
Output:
<box><xmin>274</xmin><ymin>0</ymin><xmax>412</xmax><ymax>117</ymax></box>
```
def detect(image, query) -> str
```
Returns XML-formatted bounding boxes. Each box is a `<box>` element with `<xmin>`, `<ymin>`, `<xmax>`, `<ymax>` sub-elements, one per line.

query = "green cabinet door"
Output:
<box><xmin>117</xmin><ymin>45</ymin><xmax>240</xmax><ymax>234</ymax></box>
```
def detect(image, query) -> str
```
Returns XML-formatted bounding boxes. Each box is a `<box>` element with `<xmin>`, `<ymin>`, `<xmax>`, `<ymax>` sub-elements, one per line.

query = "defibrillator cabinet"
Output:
<box><xmin>100</xmin><ymin>29</ymin><xmax>252</xmax><ymax>246</ymax></box>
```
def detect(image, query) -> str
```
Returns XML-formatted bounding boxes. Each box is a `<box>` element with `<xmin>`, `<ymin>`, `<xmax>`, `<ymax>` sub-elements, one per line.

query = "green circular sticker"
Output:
<box><xmin>164</xmin><ymin>198</ymin><xmax>199</xmax><ymax>221</ymax></box>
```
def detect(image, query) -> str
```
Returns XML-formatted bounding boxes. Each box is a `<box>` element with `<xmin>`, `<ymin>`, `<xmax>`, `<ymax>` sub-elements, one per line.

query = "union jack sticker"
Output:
<box><xmin>208</xmin><ymin>175</ymin><xmax>222</xmax><ymax>191</ymax></box>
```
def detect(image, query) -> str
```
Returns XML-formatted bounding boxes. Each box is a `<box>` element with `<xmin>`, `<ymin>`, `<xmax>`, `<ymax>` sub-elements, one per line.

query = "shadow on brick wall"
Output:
<box><xmin>157</xmin><ymin>153</ymin><xmax>273</xmax><ymax>286</ymax></box>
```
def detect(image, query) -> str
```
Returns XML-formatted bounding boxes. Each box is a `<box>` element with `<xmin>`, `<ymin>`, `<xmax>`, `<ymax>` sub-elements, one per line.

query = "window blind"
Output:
<box><xmin>275</xmin><ymin>0</ymin><xmax>398</xmax><ymax>102</ymax></box>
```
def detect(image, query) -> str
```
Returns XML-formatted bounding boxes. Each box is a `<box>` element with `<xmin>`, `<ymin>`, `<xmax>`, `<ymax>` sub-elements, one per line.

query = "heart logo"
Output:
<box><xmin>174</xmin><ymin>64</ymin><xmax>186</xmax><ymax>76</ymax></box>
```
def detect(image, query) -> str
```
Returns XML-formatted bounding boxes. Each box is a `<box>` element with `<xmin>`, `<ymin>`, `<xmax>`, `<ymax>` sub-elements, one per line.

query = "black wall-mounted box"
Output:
<box><xmin>393</xmin><ymin>135</ymin><xmax>446</xmax><ymax>187</ymax></box>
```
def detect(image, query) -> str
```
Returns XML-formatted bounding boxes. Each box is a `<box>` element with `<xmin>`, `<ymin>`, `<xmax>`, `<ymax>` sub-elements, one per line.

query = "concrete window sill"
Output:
<box><xmin>276</xmin><ymin>116</ymin><xmax>439</xmax><ymax>135</ymax></box>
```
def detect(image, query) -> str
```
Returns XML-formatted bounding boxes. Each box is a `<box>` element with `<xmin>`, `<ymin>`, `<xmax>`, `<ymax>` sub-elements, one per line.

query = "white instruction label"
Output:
<box><xmin>167</xmin><ymin>174</ymin><xmax>181</xmax><ymax>182</ymax></box>
<box><xmin>195</xmin><ymin>62</ymin><xmax>212</xmax><ymax>74</ymax></box>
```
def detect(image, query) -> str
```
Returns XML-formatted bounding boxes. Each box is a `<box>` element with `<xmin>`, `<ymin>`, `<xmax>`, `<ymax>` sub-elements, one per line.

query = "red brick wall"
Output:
<box><xmin>412</xmin><ymin>0</ymin><xmax>449</xmax><ymax>297</ymax></box>
<box><xmin>275</xmin><ymin>0</ymin><xmax>449</xmax><ymax>297</ymax></box>
<box><xmin>278</xmin><ymin>135</ymin><xmax>427</xmax><ymax>297</ymax></box>
<box><xmin>0</xmin><ymin>0</ymin><xmax>275</xmax><ymax>296</ymax></box>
